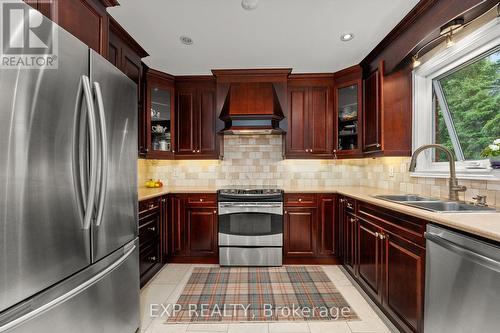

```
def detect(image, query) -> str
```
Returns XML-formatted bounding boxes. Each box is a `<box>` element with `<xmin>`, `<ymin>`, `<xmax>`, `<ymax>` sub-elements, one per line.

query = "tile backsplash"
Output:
<box><xmin>138</xmin><ymin>135</ymin><xmax>500</xmax><ymax>207</ymax></box>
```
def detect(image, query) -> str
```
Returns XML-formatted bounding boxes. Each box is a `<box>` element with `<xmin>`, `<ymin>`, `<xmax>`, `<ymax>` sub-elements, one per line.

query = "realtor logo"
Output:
<box><xmin>0</xmin><ymin>0</ymin><xmax>58</xmax><ymax>68</ymax></box>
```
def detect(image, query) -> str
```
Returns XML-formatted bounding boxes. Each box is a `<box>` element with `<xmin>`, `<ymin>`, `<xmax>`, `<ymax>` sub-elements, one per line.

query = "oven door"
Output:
<box><xmin>218</xmin><ymin>202</ymin><xmax>283</xmax><ymax>247</ymax></box>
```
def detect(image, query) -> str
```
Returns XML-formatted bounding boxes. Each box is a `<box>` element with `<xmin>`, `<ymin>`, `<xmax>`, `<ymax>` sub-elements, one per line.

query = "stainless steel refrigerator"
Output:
<box><xmin>0</xmin><ymin>4</ymin><xmax>140</xmax><ymax>332</ymax></box>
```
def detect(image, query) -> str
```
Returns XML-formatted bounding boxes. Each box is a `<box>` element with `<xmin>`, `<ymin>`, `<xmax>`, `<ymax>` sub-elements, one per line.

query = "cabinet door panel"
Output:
<box><xmin>199</xmin><ymin>89</ymin><xmax>217</xmax><ymax>157</ymax></box>
<box><xmin>58</xmin><ymin>0</ymin><xmax>107</xmax><ymax>56</ymax></box>
<box><xmin>363</xmin><ymin>69</ymin><xmax>382</xmax><ymax>152</ymax></box>
<box><xmin>284</xmin><ymin>208</ymin><xmax>316</xmax><ymax>257</ymax></box>
<box><xmin>170</xmin><ymin>195</ymin><xmax>186</xmax><ymax>256</ymax></box>
<box><xmin>344</xmin><ymin>212</ymin><xmax>357</xmax><ymax>274</ymax></box>
<box><xmin>187</xmin><ymin>208</ymin><xmax>217</xmax><ymax>256</ymax></box>
<box><xmin>176</xmin><ymin>90</ymin><xmax>197</xmax><ymax>154</ymax></box>
<box><xmin>358</xmin><ymin>217</ymin><xmax>382</xmax><ymax>299</ymax></box>
<box><xmin>309</xmin><ymin>87</ymin><xmax>333</xmax><ymax>155</ymax></box>
<box><xmin>384</xmin><ymin>232</ymin><xmax>425</xmax><ymax>333</ymax></box>
<box><xmin>318</xmin><ymin>195</ymin><xmax>336</xmax><ymax>256</ymax></box>
<box><xmin>287</xmin><ymin>88</ymin><xmax>308</xmax><ymax>155</ymax></box>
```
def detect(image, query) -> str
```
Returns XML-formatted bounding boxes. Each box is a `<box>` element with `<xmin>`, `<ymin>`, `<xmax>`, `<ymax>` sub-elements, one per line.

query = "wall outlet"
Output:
<box><xmin>388</xmin><ymin>166</ymin><xmax>395</xmax><ymax>177</ymax></box>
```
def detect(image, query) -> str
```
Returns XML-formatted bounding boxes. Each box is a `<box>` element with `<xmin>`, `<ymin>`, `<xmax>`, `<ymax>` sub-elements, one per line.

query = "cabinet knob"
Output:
<box><xmin>192</xmin><ymin>150</ymin><xmax>196</xmax><ymax>153</ymax></box>
<box><xmin>340</xmin><ymin>198</ymin><xmax>345</xmax><ymax>203</ymax></box>
<box><xmin>346</xmin><ymin>203</ymin><xmax>353</xmax><ymax>209</ymax></box>
<box><xmin>376</xmin><ymin>143</ymin><xmax>381</xmax><ymax>148</ymax></box>
<box><xmin>148</xmin><ymin>226</ymin><xmax>156</xmax><ymax>232</ymax></box>
<box><xmin>213</xmin><ymin>210</ymin><xmax>217</xmax><ymax>214</ymax></box>
<box><xmin>148</xmin><ymin>256</ymin><xmax>157</xmax><ymax>262</ymax></box>
<box><xmin>162</xmin><ymin>198</ymin><xmax>166</xmax><ymax>203</ymax></box>
<box><xmin>197</xmin><ymin>149</ymin><xmax>201</xmax><ymax>153</ymax></box>
<box><xmin>375</xmin><ymin>232</ymin><xmax>379</xmax><ymax>238</ymax></box>
<box><xmin>149</xmin><ymin>203</ymin><xmax>154</xmax><ymax>209</ymax></box>
<box><xmin>350</xmin><ymin>217</ymin><xmax>356</xmax><ymax>223</ymax></box>
<box><xmin>298</xmin><ymin>198</ymin><xmax>302</xmax><ymax>202</ymax></box>
<box><xmin>284</xmin><ymin>211</ymin><xmax>287</xmax><ymax>214</ymax></box>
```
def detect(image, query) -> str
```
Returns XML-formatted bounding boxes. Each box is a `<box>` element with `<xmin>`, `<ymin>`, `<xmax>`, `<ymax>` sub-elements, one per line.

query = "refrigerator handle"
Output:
<box><xmin>93</xmin><ymin>82</ymin><xmax>108</xmax><ymax>227</ymax></box>
<box><xmin>81</xmin><ymin>76</ymin><xmax>98</xmax><ymax>230</ymax></box>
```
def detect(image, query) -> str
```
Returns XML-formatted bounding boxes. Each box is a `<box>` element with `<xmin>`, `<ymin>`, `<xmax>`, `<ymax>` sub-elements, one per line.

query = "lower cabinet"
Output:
<box><xmin>187</xmin><ymin>207</ymin><xmax>218</xmax><ymax>257</ymax></box>
<box><xmin>341</xmin><ymin>198</ymin><xmax>426</xmax><ymax>333</ymax></box>
<box><xmin>138</xmin><ymin>196</ymin><xmax>167</xmax><ymax>287</ymax></box>
<box><xmin>284</xmin><ymin>193</ymin><xmax>340</xmax><ymax>263</ymax></box>
<box><xmin>168</xmin><ymin>193</ymin><xmax>218</xmax><ymax>262</ymax></box>
<box><xmin>284</xmin><ymin>207</ymin><xmax>317</xmax><ymax>257</ymax></box>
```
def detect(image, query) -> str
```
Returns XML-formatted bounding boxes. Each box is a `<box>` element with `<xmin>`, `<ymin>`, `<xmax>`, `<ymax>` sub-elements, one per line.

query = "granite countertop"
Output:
<box><xmin>137</xmin><ymin>185</ymin><xmax>500</xmax><ymax>243</ymax></box>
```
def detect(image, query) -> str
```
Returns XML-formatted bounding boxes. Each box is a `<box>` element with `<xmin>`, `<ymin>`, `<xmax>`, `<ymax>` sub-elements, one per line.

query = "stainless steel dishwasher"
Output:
<box><xmin>425</xmin><ymin>224</ymin><xmax>500</xmax><ymax>333</ymax></box>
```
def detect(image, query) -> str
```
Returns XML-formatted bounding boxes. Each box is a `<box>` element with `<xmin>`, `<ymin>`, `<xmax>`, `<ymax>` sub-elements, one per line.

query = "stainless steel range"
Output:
<box><xmin>218</xmin><ymin>188</ymin><xmax>284</xmax><ymax>266</ymax></box>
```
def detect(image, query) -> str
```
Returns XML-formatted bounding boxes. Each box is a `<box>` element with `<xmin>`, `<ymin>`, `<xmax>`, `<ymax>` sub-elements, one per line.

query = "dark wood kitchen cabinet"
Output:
<box><xmin>357</xmin><ymin>216</ymin><xmax>384</xmax><ymax>300</ymax></box>
<box><xmin>334</xmin><ymin>65</ymin><xmax>363</xmax><ymax>158</ymax></box>
<box><xmin>138</xmin><ymin>195</ymin><xmax>167</xmax><ymax>287</ymax></box>
<box><xmin>284</xmin><ymin>207</ymin><xmax>317</xmax><ymax>257</ymax></box>
<box><xmin>339</xmin><ymin>196</ymin><xmax>357</xmax><ymax>275</ymax></box>
<box><xmin>186</xmin><ymin>207</ymin><xmax>218</xmax><ymax>257</ymax></box>
<box><xmin>108</xmin><ymin>18</ymin><xmax>148</xmax><ymax>155</ymax></box>
<box><xmin>286</xmin><ymin>75</ymin><xmax>334</xmax><ymax>159</ymax></box>
<box><xmin>363</xmin><ymin>63</ymin><xmax>383</xmax><ymax>154</ymax></box>
<box><xmin>317</xmin><ymin>194</ymin><xmax>338</xmax><ymax>256</ymax></box>
<box><xmin>24</xmin><ymin>0</ymin><xmax>116</xmax><ymax>57</ymax></box>
<box><xmin>341</xmin><ymin>197</ymin><xmax>426</xmax><ymax>333</ymax></box>
<box><xmin>145</xmin><ymin>69</ymin><xmax>176</xmax><ymax>159</ymax></box>
<box><xmin>175</xmin><ymin>77</ymin><xmax>218</xmax><ymax>159</ymax></box>
<box><xmin>284</xmin><ymin>193</ymin><xmax>340</xmax><ymax>264</ymax></box>
<box><xmin>168</xmin><ymin>193</ymin><xmax>218</xmax><ymax>262</ymax></box>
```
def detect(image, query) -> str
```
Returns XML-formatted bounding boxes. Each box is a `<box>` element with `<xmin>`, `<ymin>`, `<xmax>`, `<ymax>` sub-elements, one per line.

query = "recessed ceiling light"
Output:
<box><xmin>241</xmin><ymin>0</ymin><xmax>258</xmax><ymax>10</ymax></box>
<box><xmin>180</xmin><ymin>36</ymin><xmax>193</xmax><ymax>45</ymax></box>
<box><xmin>340</xmin><ymin>33</ymin><xmax>354</xmax><ymax>42</ymax></box>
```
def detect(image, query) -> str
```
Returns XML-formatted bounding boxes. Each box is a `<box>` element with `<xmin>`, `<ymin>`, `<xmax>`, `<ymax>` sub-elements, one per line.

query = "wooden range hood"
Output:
<box><xmin>212</xmin><ymin>69</ymin><xmax>291</xmax><ymax>135</ymax></box>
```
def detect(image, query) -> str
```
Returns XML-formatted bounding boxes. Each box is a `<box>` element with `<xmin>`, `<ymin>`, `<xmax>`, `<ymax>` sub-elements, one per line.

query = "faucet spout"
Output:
<box><xmin>408</xmin><ymin>144</ymin><xmax>466</xmax><ymax>201</ymax></box>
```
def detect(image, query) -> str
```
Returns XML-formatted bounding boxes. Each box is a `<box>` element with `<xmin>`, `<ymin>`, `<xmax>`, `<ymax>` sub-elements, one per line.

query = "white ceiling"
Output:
<box><xmin>108</xmin><ymin>0</ymin><xmax>419</xmax><ymax>75</ymax></box>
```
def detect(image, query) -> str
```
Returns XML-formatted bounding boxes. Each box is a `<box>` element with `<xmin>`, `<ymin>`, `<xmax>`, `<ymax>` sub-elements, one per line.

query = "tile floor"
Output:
<box><xmin>140</xmin><ymin>264</ymin><xmax>394</xmax><ymax>333</ymax></box>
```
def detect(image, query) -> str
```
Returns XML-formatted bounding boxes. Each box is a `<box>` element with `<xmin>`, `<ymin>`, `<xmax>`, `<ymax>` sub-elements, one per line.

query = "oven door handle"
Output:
<box><xmin>218</xmin><ymin>203</ymin><xmax>283</xmax><ymax>215</ymax></box>
<box><xmin>219</xmin><ymin>203</ymin><xmax>283</xmax><ymax>208</ymax></box>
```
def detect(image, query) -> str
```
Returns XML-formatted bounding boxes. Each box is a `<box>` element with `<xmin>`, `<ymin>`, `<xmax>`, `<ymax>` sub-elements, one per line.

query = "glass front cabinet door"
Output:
<box><xmin>335</xmin><ymin>80</ymin><xmax>363</xmax><ymax>158</ymax></box>
<box><xmin>146</xmin><ymin>70</ymin><xmax>175</xmax><ymax>159</ymax></box>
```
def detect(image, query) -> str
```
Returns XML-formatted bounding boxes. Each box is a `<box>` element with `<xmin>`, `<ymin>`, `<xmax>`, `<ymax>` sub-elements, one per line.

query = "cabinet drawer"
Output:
<box><xmin>139</xmin><ymin>215</ymin><xmax>160</xmax><ymax>244</ymax></box>
<box><xmin>357</xmin><ymin>201</ymin><xmax>426</xmax><ymax>247</ymax></box>
<box><xmin>139</xmin><ymin>197</ymin><xmax>161</xmax><ymax>216</ymax></box>
<box><xmin>285</xmin><ymin>193</ymin><xmax>317</xmax><ymax>207</ymax></box>
<box><xmin>186</xmin><ymin>193</ymin><xmax>217</xmax><ymax>206</ymax></box>
<box><xmin>139</xmin><ymin>239</ymin><xmax>160</xmax><ymax>276</ymax></box>
<box><xmin>340</xmin><ymin>196</ymin><xmax>356</xmax><ymax>213</ymax></box>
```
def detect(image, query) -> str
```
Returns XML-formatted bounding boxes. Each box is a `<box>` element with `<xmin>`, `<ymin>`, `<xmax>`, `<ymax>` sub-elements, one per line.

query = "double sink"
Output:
<box><xmin>374</xmin><ymin>195</ymin><xmax>496</xmax><ymax>213</ymax></box>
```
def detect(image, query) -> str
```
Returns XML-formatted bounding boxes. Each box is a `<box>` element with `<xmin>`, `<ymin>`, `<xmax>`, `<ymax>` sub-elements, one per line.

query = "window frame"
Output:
<box><xmin>412</xmin><ymin>17</ymin><xmax>500</xmax><ymax>181</ymax></box>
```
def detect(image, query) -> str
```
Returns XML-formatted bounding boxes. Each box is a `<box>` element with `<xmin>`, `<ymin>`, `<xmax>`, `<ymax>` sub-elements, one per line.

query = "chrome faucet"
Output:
<box><xmin>408</xmin><ymin>144</ymin><xmax>466</xmax><ymax>201</ymax></box>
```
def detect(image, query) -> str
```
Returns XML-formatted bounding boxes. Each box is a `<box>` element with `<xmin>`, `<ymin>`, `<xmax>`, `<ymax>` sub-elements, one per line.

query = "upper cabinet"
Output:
<box><xmin>286</xmin><ymin>75</ymin><xmax>334</xmax><ymax>159</ymax></box>
<box><xmin>363</xmin><ymin>62</ymin><xmax>383</xmax><ymax>154</ymax></box>
<box><xmin>108</xmin><ymin>18</ymin><xmax>148</xmax><ymax>86</ymax></box>
<box><xmin>108</xmin><ymin>18</ymin><xmax>148</xmax><ymax>155</ymax></box>
<box><xmin>334</xmin><ymin>65</ymin><xmax>363</xmax><ymax>159</ymax></box>
<box><xmin>362</xmin><ymin>61</ymin><xmax>412</xmax><ymax>157</ymax></box>
<box><xmin>175</xmin><ymin>77</ymin><xmax>218</xmax><ymax>159</ymax></box>
<box><xmin>24</xmin><ymin>0</ymin><xmax>117</xmax><ymax>57</ymax></box>
<box><xmin>144</xmin><ymin>69</ymin><xmax>175</xmax><ymax>159</ymax></box>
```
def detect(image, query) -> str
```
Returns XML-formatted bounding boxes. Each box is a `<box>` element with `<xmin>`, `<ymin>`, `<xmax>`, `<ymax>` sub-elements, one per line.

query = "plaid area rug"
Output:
<box><xmin>166</xmin><ymin>266</ymin><xmax>359</xmax><ymax>323</ymax></box>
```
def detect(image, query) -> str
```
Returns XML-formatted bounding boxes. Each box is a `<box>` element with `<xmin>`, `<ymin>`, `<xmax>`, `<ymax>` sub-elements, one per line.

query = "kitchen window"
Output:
<box><xmin>413</xmin><ymin>18</ymin><xmax>500</xmax><ymax>180</ymax></box>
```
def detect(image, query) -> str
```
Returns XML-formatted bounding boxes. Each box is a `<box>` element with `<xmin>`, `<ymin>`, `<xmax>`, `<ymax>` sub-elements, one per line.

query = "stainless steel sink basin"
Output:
<box><xmin>373</xmin><ymin>195</ymin><xmax>497</xmax><ymax>213</ymax></box>
<box><xmin>405</xmin><ymin>201</ymin><xmax>496</xmax><ymax>213</ymax></box>
<box><xmin>375</xmin><ymin>194</ymin><xmax>438</xmax><ymax>202</ymax></box>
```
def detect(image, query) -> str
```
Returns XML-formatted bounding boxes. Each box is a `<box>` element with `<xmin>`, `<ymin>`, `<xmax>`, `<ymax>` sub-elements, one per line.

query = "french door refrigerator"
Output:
<box><xmin>0</xmin><ymin>3</ymin><xmax>139</xmax><ymax>333</ymax></box>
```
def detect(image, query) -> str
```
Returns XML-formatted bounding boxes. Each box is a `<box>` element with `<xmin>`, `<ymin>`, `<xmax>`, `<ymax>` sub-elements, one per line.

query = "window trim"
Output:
<box><xmin>412</xmin><ymin>17</ymin><xmax>500</xmax><ymax>181</ymax></box>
